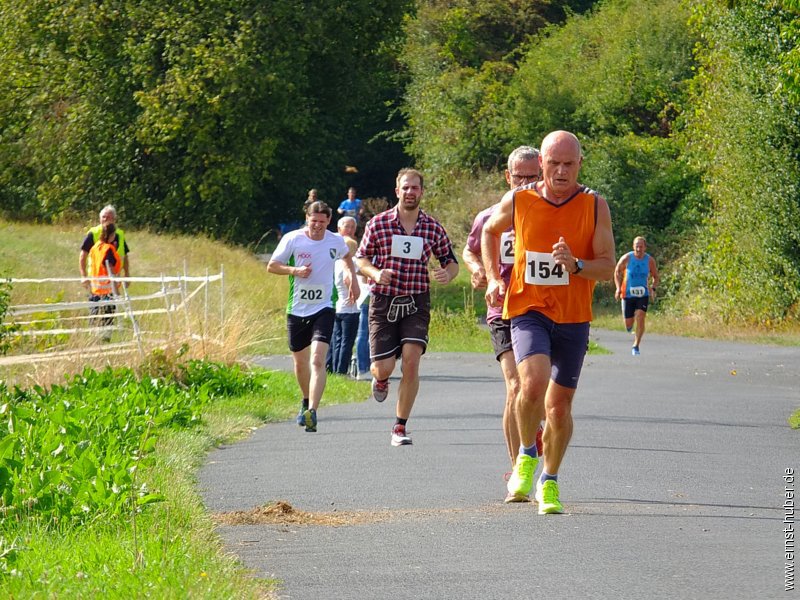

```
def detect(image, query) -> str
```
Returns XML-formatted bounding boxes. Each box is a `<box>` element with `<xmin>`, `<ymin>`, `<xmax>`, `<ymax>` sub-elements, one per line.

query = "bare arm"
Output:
<box><xmin>558</xmin><ymin>195</ymin><xmax>615</xmax><ymax>281</ymax></box>
<box><xmin>267</xmin><ymin>259</ymin><xmax>311</xmax><ymax>278</ymax></box>
<box><xmin>462</xmin><ymin>245</ymin><xmax>487</xmax><ymax>289</ymax></box>
<box><xmin>79</xmin><ymin>250</ymin><xmax>90</xmax><ymax>289</ymax></box>
<box><xmin>342</xmin><ymin>251</ymin><xmax>360</xmax><ymax>303</ymax></box>
<box><xmin>356</xmin><ymin>256</ymin><xmax>395</xmax><ymax>286</ymax></box>
<box><xmin>79</xmin><ymin>250</ymin><xmax>88</xmax><ymax>277</ymax></box>
<box><xmin>481</xmin><ymin>190</ymin><xmax>514</xmax><ymax>307</ymax></box>
<box><xmin>614</xmin><ymin>254</ymin><xmax>629</xmax><ymax>300</ymax></box>
<box><xmin>122</xmin><ymin>254</ymin><xmax>131</xmax><ymax>288</ymax></box>
<box><xmin>431</xmin><ymin>260</ymin><xmax>458</xmax><ymax>284</ymax></box>
<box><xmin>649</xmin><ymin>256</ymin><xmax>660</xmax><ymax>297</ymax></box>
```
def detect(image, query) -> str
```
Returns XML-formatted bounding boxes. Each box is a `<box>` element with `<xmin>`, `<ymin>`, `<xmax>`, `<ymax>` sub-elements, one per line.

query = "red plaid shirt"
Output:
<box><xmin>356</xmin><ymin>207</ymin><xmax>457</xmax><ymax>296</ymax></box>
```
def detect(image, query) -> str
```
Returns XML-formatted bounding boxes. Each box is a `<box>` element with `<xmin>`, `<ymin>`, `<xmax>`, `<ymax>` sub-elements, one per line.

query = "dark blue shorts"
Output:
<box><xmin>510</xmin><ymin>311</ymin><xmax>590</xmax><ymax>389</ymax></box>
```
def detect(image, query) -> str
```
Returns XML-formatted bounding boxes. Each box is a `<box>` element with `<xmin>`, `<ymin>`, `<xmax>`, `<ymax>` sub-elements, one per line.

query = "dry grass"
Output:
<box><xmin>0</xmin><ymin>219</ymin><xmax>290</xmax><ymax>386</ymax></box>
<box><xmin>424</xmin><ymin>170</ymin><xmax>508</xmax><ymax>251</ymax></box>
<box><xmin>591</xmin><ymin>301</ymin><xmax>800</xmax><ymax>345</ymax></box>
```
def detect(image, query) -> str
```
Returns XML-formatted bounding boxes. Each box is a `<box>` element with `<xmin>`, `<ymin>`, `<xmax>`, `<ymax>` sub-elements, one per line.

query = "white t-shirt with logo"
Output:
<box><xmin>271</xmin><ymin>229</ymin><xmax>349</xmax><ymax>317</ymax></box>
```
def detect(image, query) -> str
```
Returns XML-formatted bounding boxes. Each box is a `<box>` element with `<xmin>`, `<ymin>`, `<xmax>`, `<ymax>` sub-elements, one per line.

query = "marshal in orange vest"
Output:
<box><xmin>89</xmin><ymin>241</ymin><xmax>122</xmax><ymax>296</ymax></box>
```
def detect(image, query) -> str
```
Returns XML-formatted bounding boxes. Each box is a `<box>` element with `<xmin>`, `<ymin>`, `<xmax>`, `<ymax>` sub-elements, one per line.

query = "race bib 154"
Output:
<box><xmin>524</xmin><ymin>251</ymin><xmax>569</xmax><ymax>286</ymax></box>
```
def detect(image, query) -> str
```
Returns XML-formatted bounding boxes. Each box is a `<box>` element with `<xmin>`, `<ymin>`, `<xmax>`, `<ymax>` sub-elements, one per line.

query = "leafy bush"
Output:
<box><xmin>0</xmin><ymin>362</ymin><xmax>269</xmax><ymax>528</ymax></box>
<box><xmin>398</xmin><ymin>0</ymin><xmax>596</xmax><ymax>179</ymax></box>
<box><xmin>504</xmin><ymin>0</ymin><xmax>695</xmax><ymax>146</ymax></box>
<box><xmin>581</xmin><ymin>133</ymin><xmax>706</xmax><ymax>250</ymax></box>
<box><xmin>674</xmin><ymin>1</ymin><xmax>800</xmax><ymax>323</ymax></box>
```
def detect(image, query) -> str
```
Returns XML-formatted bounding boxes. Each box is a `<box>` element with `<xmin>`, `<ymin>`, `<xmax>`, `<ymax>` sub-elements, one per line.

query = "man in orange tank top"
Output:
<box><xmin>481</xmin><ymin>131</ymin><xmax>616</xmax><ymax>514</ymax></box>
<box><xmin>462</xmin><ymin>145</ymin><xmax>545</xmax><ymax>499</ymax></box>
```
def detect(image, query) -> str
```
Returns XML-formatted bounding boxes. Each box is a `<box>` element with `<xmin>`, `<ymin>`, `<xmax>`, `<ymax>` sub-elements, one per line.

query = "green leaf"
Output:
<box><xmin>136</xmin><ymin>493</ymin><xmax>166</xmax><ymax>506</ymax></box>
<box><xmin>0</xmin><ymin>436</ymin><xmax>18</xmax><ymax>461</ymax></box>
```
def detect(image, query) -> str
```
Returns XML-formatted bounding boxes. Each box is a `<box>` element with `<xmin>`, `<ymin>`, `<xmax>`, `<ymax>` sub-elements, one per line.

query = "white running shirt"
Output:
<box><xmin>271</xmin><ymin>229</ymin><xmax>349</xmax><ymax>317</ymax></box>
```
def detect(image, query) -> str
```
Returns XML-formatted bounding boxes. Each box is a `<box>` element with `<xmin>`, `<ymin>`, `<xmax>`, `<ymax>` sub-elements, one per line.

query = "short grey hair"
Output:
<box><xmin>338</xmin><ymin>216</ymin><xmax>357</xmax><ymax>230</ymax></box>
<box><xmin>507</xmin><ymin>146</ymin><xmax>540</xmax><ymax>171</ymax></box>
<box><xmin>99</xmin><ymin>204</ymin><xmax>117</xmax><ymax>219</ymax></box>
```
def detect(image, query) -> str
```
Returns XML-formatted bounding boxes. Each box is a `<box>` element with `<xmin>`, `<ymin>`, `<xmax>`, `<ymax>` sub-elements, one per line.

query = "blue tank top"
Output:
<box><xmin>623</xmin><ymin>252</ymin><xmax>650</xmax><ymax>298</ymax></box>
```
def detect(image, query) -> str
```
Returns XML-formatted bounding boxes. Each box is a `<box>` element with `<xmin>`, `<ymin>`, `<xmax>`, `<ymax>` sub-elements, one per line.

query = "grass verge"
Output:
<box><xmin>0</xmin><ymin>366</ymin><xmax>367</xmax><ymax>598</ymax></box>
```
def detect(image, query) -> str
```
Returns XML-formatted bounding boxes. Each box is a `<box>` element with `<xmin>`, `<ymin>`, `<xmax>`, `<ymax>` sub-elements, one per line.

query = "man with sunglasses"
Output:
<box><xmin>482</xmin><ymin>131</ymin><xmax>616</xmax><ymax>515</ymax></box>
<box><xmin>462</xmin><ymin>146</ymin><xmax>545</xmax><ymax>501</ymax></box>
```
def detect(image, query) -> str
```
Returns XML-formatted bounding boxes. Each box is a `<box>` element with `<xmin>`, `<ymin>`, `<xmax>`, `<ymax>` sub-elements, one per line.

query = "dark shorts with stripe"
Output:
<box><xmin>622</xmin><ymin>296</ymin><xmax>649</xmax><ymax>319</ymax></box>
<box><xmin>369</xmin><ymin>292</ymin><xmax>431</xmax><ymax>360</ymax></box>
<box><xmin>510</xmin><ymin>310</ymin><xmax>590</xmax><ymax>389</ymax></box>
<box><xmin>488</xmin><ymin>318</ymin><xmax>513</xmax><ymax>361</ymax></box>
<box><xmin>287</xmin><ymin>307</ymin><xmax>335</xmax><ymax>352</ymax></box>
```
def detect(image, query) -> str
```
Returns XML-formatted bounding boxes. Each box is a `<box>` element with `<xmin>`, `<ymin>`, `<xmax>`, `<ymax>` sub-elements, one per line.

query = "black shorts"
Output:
<box><xmin>488</xmin><ymin>318</ymin><xmax>513</xmax><ymax>361</ymax></box>
<box><xmin>287</xmin><ymin>308</ymin><xmax>335</xmax><ymax>352</ymax></box>
<box><xmin>622</xmin><ymin>296</ymin><xmax>649</xmax><ymax>319</ymax></box>
<box><xmin>369</xmin><ymin>292</ymin><xmax>431</xmax><ymax>360</ymax></box>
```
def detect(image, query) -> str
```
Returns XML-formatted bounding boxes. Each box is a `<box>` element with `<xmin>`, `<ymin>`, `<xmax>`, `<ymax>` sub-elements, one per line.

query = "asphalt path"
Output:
<box><xmin>198</xmin><ymin>329</ymin><xmax>799</xmax><ymax>599</ymax></box>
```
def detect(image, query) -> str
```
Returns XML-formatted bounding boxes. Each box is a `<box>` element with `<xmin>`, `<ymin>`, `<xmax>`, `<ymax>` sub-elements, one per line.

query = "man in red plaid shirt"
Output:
<box><xmin>356</xmin><ymin>168</ymin><xmax>459</xmax><ymax>447</ymax></box>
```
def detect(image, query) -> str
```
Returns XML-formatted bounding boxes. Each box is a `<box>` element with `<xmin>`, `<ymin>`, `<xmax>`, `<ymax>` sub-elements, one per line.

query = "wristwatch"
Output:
<box><xmin>573</xmin><ymin>258</ymin><xmax>584</xmax><ymax>274</ymax></box>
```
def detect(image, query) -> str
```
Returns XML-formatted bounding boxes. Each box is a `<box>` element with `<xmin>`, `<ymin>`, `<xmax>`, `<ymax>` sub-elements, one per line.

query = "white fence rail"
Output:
<box><xmin>0</xmin><ymin>267</ymin><xmax>225</xmax><ymax>366</ymax></box>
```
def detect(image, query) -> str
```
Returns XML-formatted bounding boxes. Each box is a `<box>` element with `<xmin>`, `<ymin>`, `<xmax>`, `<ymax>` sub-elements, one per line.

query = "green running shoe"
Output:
<box><xmin>303</xmin><ymin>408</ymin><xmax>317</xmax><ymax>432</ymax></box>
<box><xmin>535</xmin><ymin>479</ymin><xmax>564</xmax><ymax>514</ymax></box>
<box><xmin>505</xmin><ymin>454</ymin><xmax>537</xmax><ymax>502</ymax></box>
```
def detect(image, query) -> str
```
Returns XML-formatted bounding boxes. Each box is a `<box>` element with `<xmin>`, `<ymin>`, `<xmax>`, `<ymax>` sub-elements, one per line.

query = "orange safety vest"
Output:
<box><xmin>89</xmin><ymin>242</ymin><xmax>122</xmax><ymax>296</ymax></box>
<box><xmin>504</xmin><ymin>185</ymin><xmax>598</xmax><ymax>324</ymax></box>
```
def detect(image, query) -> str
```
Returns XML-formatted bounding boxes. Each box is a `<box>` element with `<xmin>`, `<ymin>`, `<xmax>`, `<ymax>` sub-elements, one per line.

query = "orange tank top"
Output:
<box><xmin>503</xmin><ymin>184</ymin><xmax>597</xmax><ymax>324</ymax></box>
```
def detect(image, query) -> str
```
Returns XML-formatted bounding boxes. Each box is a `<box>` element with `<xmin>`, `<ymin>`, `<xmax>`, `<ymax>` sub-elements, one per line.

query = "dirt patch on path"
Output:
<box><xmin>212</xmin><ymin>500</ymin><xmax>387</xmax><ymax>527</ymax></box>
<box><xmin>212</xmin><ymin>500</ymin><xmax>496</xmax><ymax>527</ymax></box>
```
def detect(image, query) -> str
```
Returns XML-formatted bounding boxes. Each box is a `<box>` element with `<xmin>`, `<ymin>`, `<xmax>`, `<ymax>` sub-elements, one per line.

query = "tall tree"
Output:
<box><xmin>0</xmin><ymin>0</ymin><xmax>410</xmax><ymax>239</ymax></box>
<box><xmin>398</xmin><ymin>0</ymin><xmax>596</xmax><ymax>181</ymax></box>
<box><xmin>506</xmin><ymin>0</ymin><xmax>700</xmax><ymax>248</ymax></box>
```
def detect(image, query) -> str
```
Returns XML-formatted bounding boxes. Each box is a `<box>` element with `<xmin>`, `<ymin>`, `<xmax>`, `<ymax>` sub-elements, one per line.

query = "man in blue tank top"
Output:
<box><xmin>614</xmin><ymin>236</ymin><xmax>660</xmax><ymax>355</ymax></box>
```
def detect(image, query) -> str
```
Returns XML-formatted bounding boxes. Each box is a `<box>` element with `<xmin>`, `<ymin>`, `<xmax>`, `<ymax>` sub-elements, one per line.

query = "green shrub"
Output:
<box><xmin>674</xmin><ymin>1</ymin><xmax>800</xmax><ymax>323</ymax></box>
<box><xmin>581</xmin><ymin>133</ymin><xmax>705</xmax><ymax>251</ymax></box>
<box><xmin>0</xmin><ymin>363</ymin><xmax>269</xmax><ymax>528</ymax></box>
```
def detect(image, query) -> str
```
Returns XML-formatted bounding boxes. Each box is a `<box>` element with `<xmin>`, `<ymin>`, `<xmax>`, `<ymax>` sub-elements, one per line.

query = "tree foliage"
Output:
<box><xmin>505</xmin><ymin>0</ymin><xmax>700</xmax><ymax>252</ymax></box>
<box><xmin>778</xmin><ymin>0</ymin><xmax>800</xmax><ymax>103</ymax></box>
<box><xmin>673</xmin><ymin>0</ymin><xmax>800</xmax><ymax>323</ymax></box>
<box><xmin>0</xmin><ymin>0</ymin><xmax>410</xmax><ymax>239</ymax></box>
<box><xmin>398</xmin><ymin>0</ymin><xmax>595</xmax><ymax>179</ymax></box>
